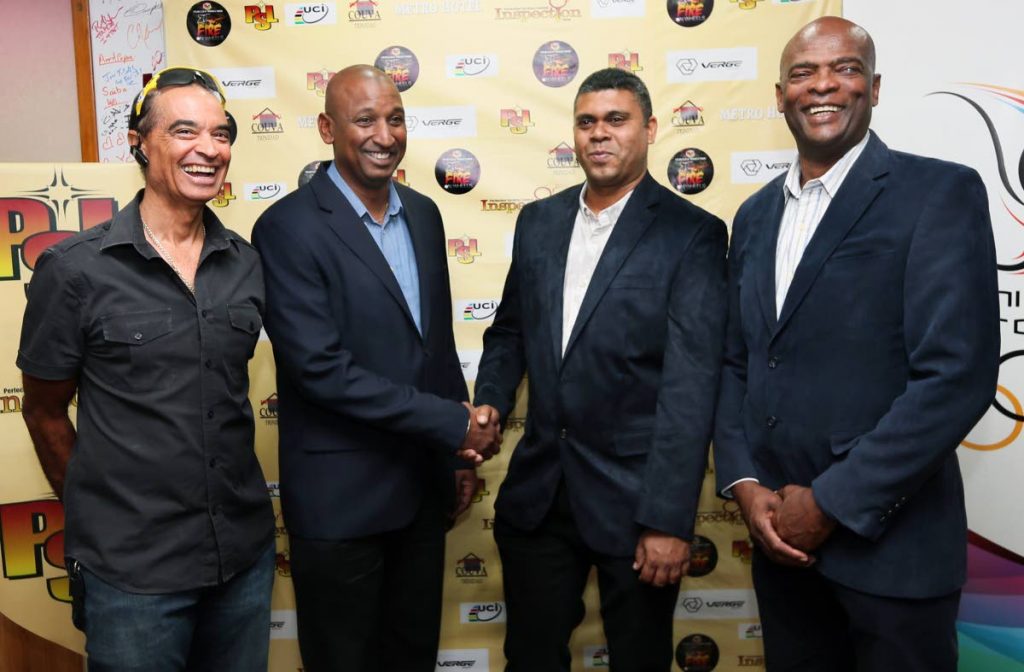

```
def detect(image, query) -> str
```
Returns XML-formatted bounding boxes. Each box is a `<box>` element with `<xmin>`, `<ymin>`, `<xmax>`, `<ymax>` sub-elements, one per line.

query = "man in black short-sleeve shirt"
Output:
<box><xmin>18</xmin><ymin>69</ymin><xmax>274</xmax><ymax>671</ymax></box>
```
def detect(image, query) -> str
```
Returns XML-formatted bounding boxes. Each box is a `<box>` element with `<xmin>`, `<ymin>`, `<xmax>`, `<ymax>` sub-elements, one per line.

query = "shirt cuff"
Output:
<box><xmin>720</xmin><ymin>477</ymin><xmax>759</xmax><ymax>499</ymax></box>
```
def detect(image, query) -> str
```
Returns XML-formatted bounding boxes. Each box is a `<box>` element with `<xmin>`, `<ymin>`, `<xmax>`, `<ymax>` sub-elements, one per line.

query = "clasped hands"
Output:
<box><xmin>456</xmin><ymin>403</ymin><xmax>502</xmax><ymax>465</ymax></box>
<box><xmin>732</xmin><ymin>481</ymin><xmax>837</xmax><ymax>568</ymax></box>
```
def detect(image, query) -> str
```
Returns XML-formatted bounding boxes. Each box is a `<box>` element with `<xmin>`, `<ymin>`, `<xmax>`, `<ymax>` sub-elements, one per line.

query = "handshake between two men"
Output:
<box><xmin>456</xmin><ymin>403</ymin><xmax>503</xmax><ymax>465</ymax></box>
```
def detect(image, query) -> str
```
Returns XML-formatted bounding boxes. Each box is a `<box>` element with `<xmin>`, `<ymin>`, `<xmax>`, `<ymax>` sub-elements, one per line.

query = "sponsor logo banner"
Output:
<box><xmin>244</xmin><ymin>182</ymin><xmax>289</xmax><ymax>201</ymax></box>
<box><xmin>459</xmin><ymin>601</ymin><xmax>507</xmax><ymax>623</ymax></box>
<box><xmin>458</xmin><ymin>350</ymin><xmax>483</xmax><ymax>381</ymax></box>
<box><xmin>591</xmin><ymin>0</ymin><xmax>644</xmax><ymax>18</ymax></box>
<box><xmin>406</xmin><ymin>106</ymin><xmax>478</xmax><ymax>138</ymax></box>
<box><xmin>675</xmin><ymin>589</ymin><xmax>759</xmax><ymax>619</ymax></box>
<box><xmin>455</xmin><ymin>299</ymin><xmax>501</xmax><ymax>322</ymax></box>
<box><xmin>269</xmin><ymin>609</ymin><xmax>297</xmax><ymax>639</ymax></box>
<box><xmin>285</xmin><ymin>2</ymin><xmax>338</xmax><ymax>24</ymax></box>
<box><xmin>209</xmin><ymin>66</ymin><xmax>277</xmax><ymax>99</ymax></box>
<box><xmin>446</xmin><ymin>54</ymin><xmax>499</xmax><ymax>78</ymax></box>
<box><xmin>667</xmin><ymin>47</ymin><xmax>758</xmax><ymax>83</ymax></box>
<box><xmin>730</xmin><ymin>150</ymin><xmax>795</xmax><ymax>184</ymax></box>
<box><xmin>436</xmin><ymin>649</ymin><xmax>490</xmax><ymax>669</ymax></box>
<box><xmin>739</xmin><ymin>622</ymin><xmax>763</xmax><ymax>639</ymax></box>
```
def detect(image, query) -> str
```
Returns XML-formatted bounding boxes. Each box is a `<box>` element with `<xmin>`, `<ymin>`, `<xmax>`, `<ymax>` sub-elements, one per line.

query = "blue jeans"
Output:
<box><xmin>77</xmin><ymin>541</ymin><xmax>275</xmax><ymax>672</ymax></box>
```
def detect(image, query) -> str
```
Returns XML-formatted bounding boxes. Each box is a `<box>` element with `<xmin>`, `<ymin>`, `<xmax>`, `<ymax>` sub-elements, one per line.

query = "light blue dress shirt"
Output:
<box><xmin>326</xmin><ymin>162</ymin><xmax>422</xmax><ymax>334</ymax></box>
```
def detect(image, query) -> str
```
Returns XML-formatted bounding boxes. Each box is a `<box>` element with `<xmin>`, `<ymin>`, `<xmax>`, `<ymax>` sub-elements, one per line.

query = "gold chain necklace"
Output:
<box><xmin>141</xmin><ymin>215</ymin><xmax>205</xmax><ymax>294</ymax></box>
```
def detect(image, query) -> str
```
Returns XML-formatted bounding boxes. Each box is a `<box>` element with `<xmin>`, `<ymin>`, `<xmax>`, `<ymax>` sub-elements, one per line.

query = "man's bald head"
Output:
<box><xmin>780</xmin><ymin>16</ymin><xmax>876</xmax><ymax>81</ymax></box>
<box><xmin>324</xmin><ymin>65</ymin><xmax>399</xmax><ymax>119</ymax></box>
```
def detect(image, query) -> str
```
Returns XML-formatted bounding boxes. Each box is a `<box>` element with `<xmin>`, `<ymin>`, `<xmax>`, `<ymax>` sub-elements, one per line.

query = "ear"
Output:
<box><xmin>776</xmin><ymin>82</ymin><xmax>784</xmax><ymax>113</ymax></box>
<box><xmin>646</xmin><ymin>115</ymin><xmax>658</xmax><ymax>144</ymax></box>
<box><xmin>317</xmin><ymin>112</ymin><xmax>335</xmax><ymax>145</ymax></box>
<box><xmin>870</xmin><ymin>73</ymin><xmax>881</xmax><ymax>107</ymax></box>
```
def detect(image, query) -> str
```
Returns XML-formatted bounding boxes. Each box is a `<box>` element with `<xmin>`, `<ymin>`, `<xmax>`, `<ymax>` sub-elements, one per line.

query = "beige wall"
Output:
<box><xmin>0</xmin><ymin>0</ymin><xmax>82</xmax><ymax>162</ymax></box>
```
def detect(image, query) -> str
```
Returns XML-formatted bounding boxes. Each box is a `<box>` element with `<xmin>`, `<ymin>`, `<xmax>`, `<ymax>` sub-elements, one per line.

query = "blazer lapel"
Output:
<box><xmin>561</xmin><ymin>174</ymin><xmax>658</xmax><ymax>366</ymax></box>
<box><xmin>310</xmin><ymin>168</ymin><xmax>419</xmax><ymax>335</ymax></box>
<box><xmin>547</xmin><ymin>188</ymin><xmax>579</xmax><ymax>369</ymax></box>
<box><xmin>773</xmin><ymin>134</ymin><xmax>890</xmax><ymax>339</ymax></box>
<box><xmin>401</xmin><ymin>191</ymin><xmax>432</xmax><ymax>341</ymax></box>
<box><xmin>754</xmin><ymin>184</ymin><xmax>785</xmax><ymax>333</ymax></box>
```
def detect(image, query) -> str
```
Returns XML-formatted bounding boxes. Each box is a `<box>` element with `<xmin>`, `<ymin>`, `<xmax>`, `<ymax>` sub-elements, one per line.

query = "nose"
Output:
<box><xmin>195</xmin><ymin>130</ymin><xmax>220</xmax><ymax>158</ymax></box>
<box><xmin>808</xmin><ymin>69</ymin><xmax>839</xmax><ymax>95</ymax></box>
<box><xmin>589</xmin><ymin>120</ymin><xmax>611</xmax><ymax>141</ymax></box>
<box><xmin>372</xmin><ymin>119</ymin><xmax>396</xmax><ymax>146</ymax></box>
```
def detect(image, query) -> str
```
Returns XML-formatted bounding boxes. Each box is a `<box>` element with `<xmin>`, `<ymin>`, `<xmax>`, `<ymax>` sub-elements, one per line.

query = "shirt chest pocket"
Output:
<box><xmin>99</xmin><ymin>309</ymin><xmax>176</xmax><ymax>392</ymax></box>
<box><xmin>223</xmin><ymin>304</ymin><xmax>262</xmax><ymax>384</ymax></box>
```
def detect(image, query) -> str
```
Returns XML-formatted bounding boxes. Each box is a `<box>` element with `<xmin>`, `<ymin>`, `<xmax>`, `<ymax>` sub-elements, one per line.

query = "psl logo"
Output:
<box><xmin>448</xmin><ymin>236</ymin><xmax>481</xmax><ymax>264</ymax></box>
<box><xmin>500</xmin><ymin>107</ymin><xmax>534</xmax><ymax>135</ymax></box>
<box><xmin>608</xmin><ymin>51</ymin><xmax>641</xmax><ymax>73</ymax></box>
<box><xmin>393</xmin><ymin>169</ymin><xmax>409</xmax><ymax>186</ymax></box>
<box><xmin>472</xmin><ymin>479</ymin><xmax>490</xmax><ymax>503</ymax></box>
<box><xmin>306</xmin><ymin>70</ymin><xmax>336</xmax><ymax>96</ymax></box>
<box><xmin>0</xmin><ymin>171</ymin><xmax>117</xmax><ymax>281</ymax></box>
<box><xmin>244</xmin><ymin>3</ymin><xmax>279</xmax><ymax>29</ymax></box>
<box><xmin>729</xmin><ymin>0</ymin><xmax>761</xmax><ymax>7</ymax></box>
<box><xmin>0</xmin><ymin>500</ymin><xmax>69</xmax><ymax>602</ymax></box>
<box><xmin>211</xmin><ymin>182</ymin><xmax>236</xmax><ymax>207</ymax></box>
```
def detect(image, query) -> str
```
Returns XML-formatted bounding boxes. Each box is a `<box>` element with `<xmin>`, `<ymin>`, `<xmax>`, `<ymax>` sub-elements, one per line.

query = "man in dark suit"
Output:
<box><xmin>252</xmin><ymin>65</ymin><xmax>499</xmax><ymax>672</ymax></box>
<box><xmin>474</xmin><ymin>68</ymin><xmax>727</xmax><ymax>671</ymax></box>
<box><xmin>714</xmin><ymin>17</ymin><xmax>1000</xmax><ymax>671</ymax></box>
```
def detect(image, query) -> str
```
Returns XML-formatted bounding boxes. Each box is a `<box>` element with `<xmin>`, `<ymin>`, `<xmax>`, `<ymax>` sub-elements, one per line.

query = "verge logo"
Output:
<box><xmin>269</xmin><ymin>609</ymin><xmax>297</xmax><ymax>639</ymax></box>
<box><xmin>675</xmin><ymin>589</ymin><xmax>758</xmax><ymax>619</ymax></box>
<box><xmin>459</xmin><ymin>601</ymin><xmax>507</xmax><ymax>623</ymax></box>
<box><xmin>446</xmin><ymin>54</ymin><xmax>499</xmax><ymax>78</ymax></box>
<box><xmin>731</xmin><ymin>150</ymin><xmax>795</xmax><ymax>184</ymax></box>
<box><xmin>666</xmin><ymin>47</ymin><xmax>757</xmax><ymax>83</ymax></box>
<box><xmin>405</xmin><ymin>106</ymin><xmax>477</xmax><ymax>139</ymax></box>
<box><xmin>436</xmin><ymin>649</ymin><xmax>489</xmax><ymax>669</ymax></box>
<box><xmin>210</xmin><ymin>66</ymin><xmax>277</xmax><ymax>99</ymax></box>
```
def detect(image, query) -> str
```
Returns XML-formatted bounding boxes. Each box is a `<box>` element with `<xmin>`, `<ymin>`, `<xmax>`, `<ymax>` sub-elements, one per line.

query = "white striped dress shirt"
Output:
<box><xmin>774</xmin><ymin>133</ymin><xmax>870</xmax><ymax>317</ymax></box>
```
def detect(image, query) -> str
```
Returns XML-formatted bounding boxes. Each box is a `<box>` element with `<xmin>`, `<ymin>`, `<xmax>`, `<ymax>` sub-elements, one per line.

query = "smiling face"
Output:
<box><xmin>319</xmin><ymin>68</ymin><xmax>406</xmax><ymax>199</ymax></box>
<box><xmin>777</xmin><ymin>17</ymin><xmax>880</xmax><ymax>175</ymax></box>
<box><xmin>131</xmin><ymin>84</ymin><xmax>232</xmax><ymax>207</ymax></box>
<box><xmin>573</xmin><ymin>88</ymin><xmax>656</xmax><ymax>201</ymax></box>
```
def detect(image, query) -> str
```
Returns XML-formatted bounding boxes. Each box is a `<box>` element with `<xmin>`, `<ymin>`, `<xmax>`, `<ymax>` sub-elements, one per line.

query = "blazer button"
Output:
<box><xmin>768</xmin><ymin>356</ymin><xmax>779</xmax><ymax>369</ymax></box>
<box><xmin>559</xmin><ymin>428</ymin><xmax>567</xmax><ymax>439</ymax></box>
<box><xmin>766</xmin><ymin>416</ymin><xmax>777</xmax><ymax>429</ymax></box>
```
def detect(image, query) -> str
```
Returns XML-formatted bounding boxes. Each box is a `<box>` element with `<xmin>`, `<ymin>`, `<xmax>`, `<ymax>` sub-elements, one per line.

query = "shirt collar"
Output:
<box><xmin>100</xmin><ymin>189</ymin><xmax>232</xmax><ymax>255</ymax></box>
<box><xmin>577</xmin><ymin>184</ymin><xmax>633</xmax><ymax>234</ymax></box>
<box><xmin>327</xmin><ymin>161</ymin><xmax>403</xmax><ymax>224</ymax></box>
<box><xmin>783</xmin><ymin>131</ymin><xmax>871</xmax><ymax>200</ymax></box>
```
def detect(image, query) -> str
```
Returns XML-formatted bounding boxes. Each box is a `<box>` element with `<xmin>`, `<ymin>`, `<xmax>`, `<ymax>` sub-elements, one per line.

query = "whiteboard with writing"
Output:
<box><xmin>89</xmin><ymin>0</ymin><xmax>167</xmax><ymax>163</ymax></box>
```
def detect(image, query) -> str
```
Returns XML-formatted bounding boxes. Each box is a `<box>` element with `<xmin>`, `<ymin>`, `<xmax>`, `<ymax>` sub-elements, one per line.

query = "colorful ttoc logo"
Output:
<box><xmin>532</xmin><ymin>41</ymin><xmax>579</xmax><ymax>88</ymax></box>
<box><xmin>435</xmin><ymin>149</ymin><xmax>481</xmax><ymax>194</ymax></box>
<box><xmin>668</xmin><ymin>147</ymin><xmax>714</xmax><ymax>195</ymax></box>
<box><xmin>187</xmin><ymin>1</ymin><xmax>232</xmax><ymax>46</ymax></box>
<box><xmin>675</xmin><ymin>633</ymin><xmax>720</xmax><ymax>672</ymax></box>
<box><xmin>668</xmin><ymin>0</ymin><xmax>713</xmax><ymax>27</ymax></box>
<box><xmin>375</xmin><ymin>46</ymin><xmax>420</xmax><ymax>92</ymax></box>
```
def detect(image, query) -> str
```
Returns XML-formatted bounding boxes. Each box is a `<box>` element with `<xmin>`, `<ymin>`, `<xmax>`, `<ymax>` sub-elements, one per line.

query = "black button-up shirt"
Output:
<box><xmin>17</xmin><ymin>192</ymin><xmax>273</xmax><ymax>593</ymax></box>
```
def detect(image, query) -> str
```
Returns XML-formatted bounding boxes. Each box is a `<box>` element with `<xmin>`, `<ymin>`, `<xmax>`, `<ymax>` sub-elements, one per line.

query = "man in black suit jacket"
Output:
<box><xmin>252</xmin><ymin>65</ymin><xmax>499</xmax><ymax>672</ymax></box>
<box><xmin>474</xmin><ymin>69</ymin><xmax>727</xmax><ymax>670</ymax></box>
<box><xmin>714</xmin><ymin>18</ymin><xmax>1000</xmax><ymax>671</ymax></box>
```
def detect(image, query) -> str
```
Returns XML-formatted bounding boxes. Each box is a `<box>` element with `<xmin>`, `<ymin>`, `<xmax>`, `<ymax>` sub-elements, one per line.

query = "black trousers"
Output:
<box><xmin>751</xmin><ymin>548</ymin><xmax>961</xmax><ymax>672</ymax></box>
<box><xmin>289</xmin><ymin>495</ymin><xmax>446</xmax><ymax>672</ymax></box>
<box><xmin>494</xmin><ymin>482</ymin><xmax>679</xmax><ymax>672</ymax></box>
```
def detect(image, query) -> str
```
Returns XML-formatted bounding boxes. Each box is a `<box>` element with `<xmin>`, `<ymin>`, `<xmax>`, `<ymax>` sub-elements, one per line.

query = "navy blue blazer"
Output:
<box><xmin>714</xmin><ymin>133</ymin><xmax>1000</xmax><ymax>598</ymax></box>
<box><xmin>252</xmin><ymin>164</ymin><xmax>470</xmax><ymax>541</ymax></box>
<box><xmin>474</xmin><ymin>173</ymin><xmax>727</xmax><ymax>557</ymax></box>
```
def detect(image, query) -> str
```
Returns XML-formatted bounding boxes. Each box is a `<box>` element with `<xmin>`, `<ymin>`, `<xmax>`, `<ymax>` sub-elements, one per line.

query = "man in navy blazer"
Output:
<box><xmin>252</xmin><ymin>66</ymin><xmax>499</xmax><ymax>672</ymax></box>
<box><xmin>474</xmin><ymin>69</ymin><xmax>727</xmax><ymax>670</ymax></box>
<box><xmin>714</xmin><ymin>18</ymin><xmax>1000</xmax><ymax>671</ymax></box>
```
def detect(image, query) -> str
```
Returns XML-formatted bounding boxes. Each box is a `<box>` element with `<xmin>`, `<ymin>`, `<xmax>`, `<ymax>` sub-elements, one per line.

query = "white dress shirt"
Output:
<box><xmin>724</xmin><ymin>132</ymin><xmax>870</xmax><ymax>497</ymax></box>
<box><xmin>562</xmin><ymin>186</ymin><xmax>634</xmax><ymax>355</ymax></box>
<box><xmin>774</xmin><ymin>132</ymin><xmax>870</xmax><ymax>316</ymax></box>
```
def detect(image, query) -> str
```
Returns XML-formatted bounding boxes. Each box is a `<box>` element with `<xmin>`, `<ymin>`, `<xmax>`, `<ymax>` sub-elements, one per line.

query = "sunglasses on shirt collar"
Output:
<box><xmin>128</xmin><ymin>67</ymin><xmax>237</xmax><ymax>144</ymax></box>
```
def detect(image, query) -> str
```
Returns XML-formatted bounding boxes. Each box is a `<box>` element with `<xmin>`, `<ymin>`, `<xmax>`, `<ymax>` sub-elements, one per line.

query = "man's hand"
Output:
<box><xmin>633</xmin><ymin>530</ymin><xmax>690</xmax><ymax>587</ymax></box>
<box><xmin>456</xmin><ymin>403</ymin><xmax>502</xmax><ymax>464</ymax></box>
<box><xmin>775</xmin><ymin>484</ymin><xmax>836</xmax><ymax>552</ymax></box>
<box><xmin>451</xmin><ymin>468</ymin><xmax>478</xmax><ymax>521</ymax></box>
<box><xmin>732</xmin><ymin>481</ymin><xmax>812</xmax><ymax>567</ymax></box>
